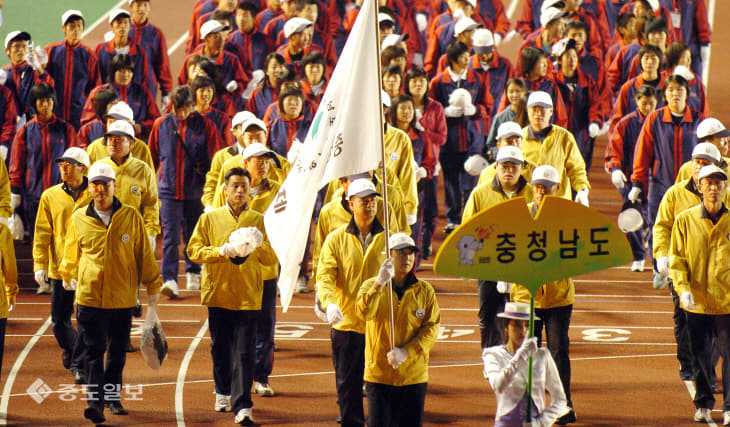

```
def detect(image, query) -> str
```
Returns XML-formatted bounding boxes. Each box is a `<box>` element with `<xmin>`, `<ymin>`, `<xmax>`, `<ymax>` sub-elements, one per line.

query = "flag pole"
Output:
<box><xmin>370</xmin><ymin>0</ymin><xmax>395</xmax><ymax>352</ymax></box>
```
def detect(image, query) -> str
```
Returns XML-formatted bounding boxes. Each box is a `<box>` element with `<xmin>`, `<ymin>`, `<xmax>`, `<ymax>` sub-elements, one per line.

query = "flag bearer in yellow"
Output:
<box><xmin>316</xmin><ymin>178</ymin><xmax>389</xmax><ymax>427</ymax></box>
<box><xmin>356</xmin><ymin>233</ymin><xmax>440</xmax><ymax>427</ymax></box>
<box><xmin>507</xmin><ymin>164</ymin><xmax>577</xmax><ymax>425</ymax></box>
<box><xmin>462</xmin><ymin>146</ymin><xmax>532</xmax><ymax>352</ymax></box>
<box><xmin>670</xmin><ymin>165</ymin><xmax>730</xmax><ymax>425</ymax></box>
<box><xmin>187</xmin><ymin>167</ymin><xmax>277</xmax><ymax>426</ymax></box>
<box><xmin>59</xmin><ymin>162</ymin><xmax>161</xmax><ymax>424</ymax></box>
<box><xmin>97</xmin><ymin>120</ymin><xmax>160</xmax><ymax>253</ymax></box>
<box><xmin>33</xmin><ymin>147</ymin><xmax>92</xmax><ymax>384</ymax></box>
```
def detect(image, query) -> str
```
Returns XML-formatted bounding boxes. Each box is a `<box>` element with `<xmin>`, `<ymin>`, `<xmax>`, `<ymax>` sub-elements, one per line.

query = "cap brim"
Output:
<box><xmin>348</xmin><ymin>190</ymin><xmax>381</xmax><ymax>199</ymax></box>
<box><xmin>54</xmin><ymin>156</ymin><xmax>83</xmax><ymax>165</ymax></box>
<box><xmin>497</xmin><ymin>157</ymin><xmax>524</xmax><ymax>164</ymax></box>
<box><xmin>89</xmin><ymin>176</ymin><xmax>115</xmax><ymax>183</ymax></box>
<box><xmin>243</xmin><ymin>150</ymin><xmax>272</xmax><ymax>159</ymax></box>
<box><xmin>705</xmin><ymin>129</ymin><xmax>730</xmax><ymax>139</ymax></box>
<box><xmin>531</xmin><ymin>178</ymin><xmax>557</xmax><ymax>188</ymax></box>
<box><xmin>105</xmin><ymin>130</ymin><xmax>133</xmax><ymax>138</ymax></box>
<box><xmin>474</xmin><ymin>45</ymin><xmax>493</xmax><ymax>55</ymax></box>
<box><xmin>527</xmin><ymin>101</ymin><xmax>552</xmax><ymax>108</ymax></box>
<box><xmin>497</xmin><ymin>312</ymin><xmax>540</xmax><ymax>321</ymax></box>
<box><xmin>497</xmin><ymin>131</ymin><xmax>521</xmax><ymax>140</ymax></box>
<box><xmin>392</xmin><ymin>243</ymin><xmax>418</xmax><ymax>251</ymax></box>
<box><xmin>63</xmin><ymin>14</ymin><xmax>84</xmax><ymax>25</ymax></box>
<box><xmin>693</xmin><ymin>153</ymin><xmax>721</xmax><ymax>164</ymax></box>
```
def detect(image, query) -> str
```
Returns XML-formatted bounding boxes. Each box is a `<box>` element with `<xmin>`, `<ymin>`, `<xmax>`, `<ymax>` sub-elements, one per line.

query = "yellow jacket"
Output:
<box><xmin>0</xmin><ymin>225</ymin><xmax>18</xmax><ymax>319</ymax></box>
<box><xmin>99</xmin><ymin>156</ymin><xmax>160</xmax><ymax>237</ymax></box>
<box><xmin>462</xmin><ymin>176</ymin><xmax>532</xmax><ymax>222</ymax></box>
<box><xmin>357</xmin><ymin>275</ymin><xmax>440</xmax><ymax>386</ymax></box>
<box><xmin>316</xmin><ymin>219</ymin><xmax>387</xmax><ymax>334</ymax></box>
<box><xmin>0</xmin><ymin>160</ymin><xmax>11</xmax><ymax>219</ymax></box>
<box><xmin>477</xmin><ymin>160</ymin><xmax>536</xmax><ymax>187</ymax></box>
<box><xmin>202</xmin><ymin>144</ymin><xmax>239</xmax><ymax>208</ymax></box>
<box><xmin>675</xmin><ymin>157</ymin><xmax>730</xmax><ymax>183</ymax></box>
<box><xmin>521</xmin><ymin>125</ymin><xmax>590</xmax><ymax>200</ymax></box>
<box><xmin>59</xmin><ymin>199</ymin><xmax>162</xmax><ymax>309</ymax></box>
<box><xmin>187</xmin><ymin>206</ymin><xmax>277</xmax><ymax>311</ymax></box>
<box><xmin>87</xmin><ymin>136</ymin><xmax>154</xmax><ymax>170</ymax></box>
<box><xmin>33</xmin><ymin>181</ymin><xmax>92</xmax><ymax>279</ymax></box>
<box><xmin>670</xmin><ymin>204</ymin><xmax>730</xmax><ymax>314</ymax></box>
<box><xmin>385</xmin><ymin>126</ymin><xmax>418</xmax><ymax>217</ymax></box>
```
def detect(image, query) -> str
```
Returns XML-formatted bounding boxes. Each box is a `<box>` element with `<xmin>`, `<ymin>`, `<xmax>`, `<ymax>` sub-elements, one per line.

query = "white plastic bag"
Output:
<box><xmin>140</xmin><ymin>310</ymin><xmax>168</xmax><ymax>370</ymax></box>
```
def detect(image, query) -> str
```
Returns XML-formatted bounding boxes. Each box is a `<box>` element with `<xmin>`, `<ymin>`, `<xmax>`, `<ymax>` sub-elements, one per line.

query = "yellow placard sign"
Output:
<box><xmin>433</xmin><ymin>196</ymin><xmax>632</xmax><ymax>295</ymax></box>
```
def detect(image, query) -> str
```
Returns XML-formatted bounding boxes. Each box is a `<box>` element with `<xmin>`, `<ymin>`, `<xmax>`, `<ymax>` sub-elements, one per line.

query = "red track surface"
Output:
<box><xmin>1</xmin><ymin>0</ymin><xmax>728</xmax><ymax>425</ymax></box>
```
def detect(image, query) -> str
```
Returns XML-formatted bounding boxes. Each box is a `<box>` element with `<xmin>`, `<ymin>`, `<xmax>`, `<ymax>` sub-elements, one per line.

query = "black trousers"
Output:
<box><xmin>208</xmin><ymin>307</ymin><xmax>258</xmax><ymax>412</ymax></box>
<box><xmin>534</xmin><ymin>305</ymin><xmax>573</xmax><ymax>407</ymax></box>
<box><xmin>478</xmin><ymin>280</ymin><xmax>506</xmax><ymax>349</ymax></box>
<box><xmin>365</xmin><ymin>382</ymin><xmax>427</xmax><ymax>427</ymax></box>
<box><xmin>254</xmin><ymin>279</ymin><xmax>277</xmax><ymax>384</ymax></box>
<box><xmin>0</xmin><ymin>317</ymin><xmax>6</xmax><ymax>377</ymax></box>
<box><xmin>50</xmin><ymin>279</ymin><xmax>86</xmax><ymax>372</ymax></box>
<box><xmin>685</xmin><ymin>311</ymin><xmax>730</xmax><ymax>411</ymax></box>
<box><xmin>331</xmin><ymin>329</ymin><xmax>365</xmax><ymax>427</ymax></box>
<box><xmin>670</xmin><ymin>282</ymin><xmax>699</xmax><ymax>378</ymax></box>
<box><xmin>76</xmin><ymin>305</ymin><xmax>132</xmax><ymax>409</ymax></box>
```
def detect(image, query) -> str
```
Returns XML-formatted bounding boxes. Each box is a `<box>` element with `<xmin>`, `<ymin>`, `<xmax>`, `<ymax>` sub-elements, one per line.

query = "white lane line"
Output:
<box><xmin>0</xmin><ymin>316</ymin><xmax>52</xmax><ymax>425</ymax></box>
<box><xmin>82</xmin><ymin>1</ymin><xmax>127</xmax><ymax>37</ymax></box>
<box><xmin>167</xmin><ymin>32</ymin><xmax>190</xmax><ymax>56</ymax></box>
<box><xmin>175</xmin><ymin>319</ymin><xmax>208</xmax><ymax>427</ymax></box>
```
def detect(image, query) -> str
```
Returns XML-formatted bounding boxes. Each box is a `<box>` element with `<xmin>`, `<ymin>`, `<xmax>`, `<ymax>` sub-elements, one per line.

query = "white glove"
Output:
<box><xmin>463</xmin><ymin>104</ymin><xmax>477</xmax><ymax>117</ymax></box>
<box><xmin>680</xmin><ymin>291</ymin><xmax>696</xmax><ymax>311</ymax></box>
<box><xmin>219</xmin><ymin>242</ymin><xmax>239</xmax><ymax>258</ymax></box>
<box><xmin>386</xmin><ymin>346</ymin><xmax>408</xmax><ymax>368</ymax></box>
<box><xmin>628</xmin><ymin>187</ymin><xmax>641</xmax><ymax>203</ymax></box>
<box><xmin>326</xmin><ymin>303</ymin><xmax>343</xmax><ymax>325</ymax></box>
<box><xmin>494</xmin><ymin>33</ymin><xmax>503</xmax><ymax>46</ymax></box>
<box><xmin>0</xmin><ymin>145</ymin><xmax>7</xmax><ymax>161</ymax></box>
<box><xmin>314</xmin><ymin>292</ymin><xmax>328</xmax><ymax>322</ymax></box>
<box><xmin>406</xmin><ymin>214</ymin><xmax>417</xmax><ymax>225</ymax></box>
<box><xmin>376</xmin><ymin>257</ymin><xmax>394</xmax><ymax>286</ymax></box>
<box><xmin>415</xmin><ymin>166</ymin><xmax>427</xmax><ymax>182</ymax></box>
<box><xmin>414</xmin><ymin>120</ymin><xmax>425</xmax><ymax>132</ymax></box>
<box><xmin>0</xmin><ymin>69</ymin><xmax>7</xmax><ymax>86</ymax></box>
<box><xmin>34</xmin><ymin>270</ymin><xmax>47</xmax><ymax>287</ymax></box>
<box><xmin>225</xmin><ymin>80</ymin><xmax>239</xmax><ymax>93</ymax></box>
<box><xmin>160</xmin><ymin>95</ymin><xmax>170</xmax><ymax>111</ymax></box>
<box><xmin>611</xmin><ymin>170</ymin><xmax>627</xmax><ymax>190</ymax></box>
<box><xmin>657</xmin><ymin>256</ymin><xmax>670</xmax><ymax>277</ymax></box>
<box><xmin>464</xmin><ymin>154</ymin><xmax>488</xmax><ymax>176</ymax></box>
<box><xmin>148</xmin><ymin>235</ymin><xmax>156</xmax><ymax>251</ymax></box>
<box><xmin>588</xmin><ymin>122</ymin><xmax>600</xmax><ymax>138</ymax></box>
<box><xmin>288</xmin><ymin>138</ymin><xmax>303</xmax><ymax>163</ymax></box>
<box><xmin>10</xmin><ymin>193</ymin><xmax>20</xmax><ymax>209</ymax></box>
<box><xmin>147</xmin><ymin>292</ymin><xmax>159</xmax><ymax>313</ymax></box>
<box><xmin>434</xmin><ymin>162</ymin><xmax>441</xmax><ymax>176</ymax></box>
<box><xmin>204</xmin><ymin>205</ymin><xmax>214</xmax><ymax>213</ymax></box>
<box><xmin>496</xmin><ymin>281</ymin><xmax>511</xmax><ymax>293</ymax></box>
<box><xmin>8</xmin><ymin>213</ymin><xmax>23</xmax><ymax>240</ymax></box>
<box><xmin>701</xmin><ymin>45</ymin><xmax>710</xmax><ymax>65</ymax></box>
<box><xmin>415</xmin><ymin>13</ymin><xmax>428</xmax><ymax>32</ymax></box>
<box><xmin>444</xmin><ymin>105</ymin><xmax>464</xmax><ymax>118</ymax></box>
<box><xmin>574</xmin><ymin>188</ymin><xmax>589</xmax><ymax>207</ymax></box>
<box><xmin>515</xmin><ymin>336</ymin><xmax>538</xmax><ymax>363</ymax></box>
<box><xmin>62</xmin><ymin>279</ymin><xmax>77</xmax><ymax>291</ymax></box>
<box><xmin>503</xmin><ymin>29</ymin><xmax>518</xmax><ymax>44</ymax></box>
<box><xmin>243</xmin><ymin>69</ymin><xmax>266</xmax><ymax>100</ymax></box>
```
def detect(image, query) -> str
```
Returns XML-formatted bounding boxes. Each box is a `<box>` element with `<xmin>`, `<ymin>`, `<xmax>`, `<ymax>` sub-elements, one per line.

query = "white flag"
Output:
<box><xmin>264</xmin><ymin>0</ymin><xmax>382</xmax><ymax>312</ymax></box>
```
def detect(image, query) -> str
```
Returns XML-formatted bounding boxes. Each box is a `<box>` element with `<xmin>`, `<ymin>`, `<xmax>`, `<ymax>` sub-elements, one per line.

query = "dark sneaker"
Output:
<box><xmin>62</xmin><ymin>350</ymin><xmax>71</xmax><ymax>370</ymax></box>
<box><xmin>555</xmin><ymin>408</ymin><xmax>577</xmax><ymax>425</ymax></box>
<box><xmin>105</xmin><ymin>401</ymin><xmax>128</xmax><ymax>415</ymax></box>
<box><xmin>84</xmin><ymin>406</ymin><xmax>105</xmax><ymax>424</ymax></box>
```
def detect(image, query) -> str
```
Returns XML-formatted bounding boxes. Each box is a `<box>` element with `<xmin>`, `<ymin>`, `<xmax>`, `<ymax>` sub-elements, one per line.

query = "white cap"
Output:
<box><xmin>108</xmin><ymin>9</ymin><xmax>131</xmax><ymax>24</ymax></box>
<box><xmin>241</xmin><ymin>117</ymin><xmax>268</xmax><ymax>134</ymax></box>
<box><xmin>389</xmin><ymin>232</ymin><xmax>417</xmax><ymax>250</ymax></box>
<box><xmin>231</xmin><ymin>111</ymin><xmax>255</xmax><ymax>129</ymax></box>
<box><xmin>347</xmin><ymin>178</ymin><xmax>380</xmax><ymax>200</ymax></box>
<box><xmin>527</xmin><ymin>91</ymin><xmax>553</xmax><ymax>108</ymax></box>
<box><xmin>496</xmin><ymin>146</ymin><xmax>524</xmax><ymax>164</ymax></box>
<box><xmin>381</xmin><ymin>33</ymin><xmax>409</xmax><ymax>51</ymax></box>
<box><xmin>382</xmin><ymin>90</ymin><xmax>391</xmax><ymax>108</ymax></box>
<box><xmin>531</xmin><ymin>164</ymin><xmax>560</xmax><ymax>187</ymax></box>
<box><xmin>88</xmin><ymin>162</ymin><xmax>117</xmax><ymax>182</ymax></box>
<box><xmin>646</xmin><ymin>0</ymin><xmax>660</xmax><ymax>11</ymax></box>
<box><xmin>697</xmin><ymin>164</ymin><xmax>727</xmax><ymax>181</ymax></box>
<box><xmin>454</xmin><ymin>17</ymin><xmax>479</xmax><ymax>36</ymax></box>
<box><xmin>200</xmin><ymin>19</ymin><xmax>230</xmax><ymax>38</ymax></box>
<box><xmin>697</xmin><ymin>118</ymin><xmax>730</xmax><ymax>140</ymax></box>
<box><xmin>106</xmin><ymin>101</ymin><xmax>135</xmax><ymax>123</ymax></box>
<box><xmin>242</xmin><ymin>142</ymin><xmax>274</xmax><ymax>160</ymax></box>
<box><xmin>55</xmin><ymin>147</ymin><xmax>90</xmax><ymax>168</ymax></box>
<box><xmin>672</xmin><ymin>65</ymin><xmax>694</xmax><ymax>82</ymax></box>
<box><xmin>462</xmin><ymin>0</ymin><xmax>477</xmax><ymax>7</ymax></box>
<box><xmin>692</xmin><ymin>142</ymin><xmax>722</xmax><ymax>164</ymax></box>
<box><xmin>540</xmin><ymin>7</ymin><xmax>567</xmax><ymax>28</ymax></box>
<box><xmin>62</xmin><ymin>9</ymin><xmax>84</xmax><ymax>26</ymax></box>
<box><xmin>284</xmin><ymin>17</ymin><xmax>312</xmax><ymax>38</ymax></box>
<box><xmin>4</xmin><ymin>31</ymin><xmax>30</xmax><ymax>50</ymax></box>
<box><xmin>378</xmin><ymin>13</ymin><xmax>394</xmax><ymax>25</ymax></box>
<box><xmin>105</xmin><ymin>120</ymin><xmax>135</xmax><ymax>139</ymax></box>
<box><xmin>472</xmin><ymin>28</ymin><xmax>494</xmax><ymax>54</ymax></box>
<box><xmin>497</xmin><ymin>302</ymin><xmax>538</xmax><ymax>320</ymax></box>
<box><xmin>497</xmin><ymin>121</ymin><xmax>523</xmax><ymax>140</ymax></box>
<box><xmin>551</xmin><ymin>37</ymin><xmax>577</xmax><ymax>58</ymax></box>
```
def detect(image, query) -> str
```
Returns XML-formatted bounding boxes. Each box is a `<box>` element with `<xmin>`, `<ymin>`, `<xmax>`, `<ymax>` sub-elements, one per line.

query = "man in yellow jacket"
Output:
<box><xmin>674</xmin><ymin>118</ymin><xmax>730</xmax><ymax>183</ymax></box>
<box><xmin>356</xmin><ymin>233</ymin><xmax>440</xmax><ymax>427</ymax></box>
<box><xmin>33</xmin><ymin>147</ymin><xmax>92</xmax><ymax>384</ymax></box>
<box><xmin>86</xmin><ymin>102</ymin><xmax>154</xmax><ymax>168</ymax></box>
<box><xmin>462</xmin><ymin>146</ymin><xmax>532</xmax><ymax>351</ymax></box>
<box><xmin>521</xmin><ymin>91</ymin><xmax>590</xmax><ymax>206</ymax></box>
<box><xmin>670</xmin><ymin>165</ymin><xmax>730</xmax><ymax>425</ymax></box>
<box><xmin>59</xmin><ymin>162</ymin><xmax>161</xmax><ymax>424</ymax></box>
<box><xmin>316</xmin><ymin>178</ymin><xmax>389</xmax><ymax>427</ymax></box>
<box><xmin>187</xmin><ymin>166</ymin><xmax>277</xmax><ymax>426</ymax></box>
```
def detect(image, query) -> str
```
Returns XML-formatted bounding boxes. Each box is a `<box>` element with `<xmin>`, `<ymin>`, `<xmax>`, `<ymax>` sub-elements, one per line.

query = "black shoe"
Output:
<box><xmin>125</xmin><ymin>340</ymin><xmax>138</xmax><ymax>353</ymax></box>
<box><xmin>443</xmin><ymin>223</ymin><xmax>458</xmax><ymax>234</ymax></box>
<box><xmin>73</xmin><ymin>370</ymin><xmax>87</xmax><ymax>385</ymax></box>
<box><xmin>712</xmin><ymin>384</ymin><xmax>721</xmax><ymax>394</ymax></box>
<box><xmin>105</xmin><ymin>401</ymin><xmax>128</xmax><ymax>415</ymax></box>
<box><xmin>336</xmin><ymin>414</ymin><xmax>342</xmax><ymax>424</ymax></box>
<box><xmin>680</xmin><ymin>370</ymin><xmax>697</xmax><ymax>381</ymax></box>
<box><xmin>555</xmin><ymin>408</ymin><xmax>576</xmax><ymax>425</ymax></box>
<box><xmin>84</xmin><ymin>406</ymin><xmax>105</xmax><ymax>424</ymax></box>
<box><xmin>62</xmin><ymin>350</ymin><xmax>72</xmax><ymax>370</ymax></box>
